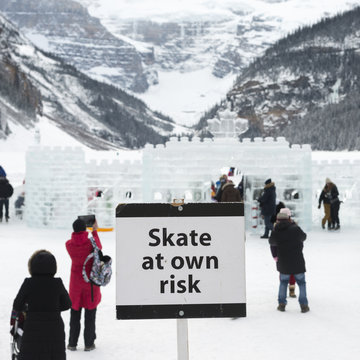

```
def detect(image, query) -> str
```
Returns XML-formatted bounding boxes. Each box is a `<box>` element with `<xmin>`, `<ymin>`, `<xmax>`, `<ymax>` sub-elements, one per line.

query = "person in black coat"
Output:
<box><xmin>11</xmin><ymin>250</ymin><xmax>72</xmax><ymax>360</ymax></box>
<box><xmin>0</xmin><ymin>175</ymin><xmax>13</xmax><ymax>222</ymax></box>
<box><xmin>269</xmin><ymin>212</ymin><xmax>309</xmax><ymax>313</ymax></box>
<box><xmin>328</xmin><ymin>179</ymin><xmax>340</xmax><ymax>230</ymax></box>
<box><xmin>258</xmin><ymin>178</ymin><xmax>276</xmax><ymax>238</ymax></box>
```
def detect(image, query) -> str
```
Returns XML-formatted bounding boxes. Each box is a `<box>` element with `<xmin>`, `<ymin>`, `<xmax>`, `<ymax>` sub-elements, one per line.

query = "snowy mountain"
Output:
<box><xmin>0</xmin><ymin>12</ymin><xmax>180</xmax><ymax>150</ymax></box>
<box><xmin>197</xmin><ymin>6</ymin><xmax>360</xmax><ymax>150</ymax></box>
<box><xmin>0</xmin><ymin>0</ymin><xmax>156</xmax><ymax>93</ymax></box>
<box><xmin>1</xmin><ymin>0</ymin><xmax>359</xmax><ymax>126</ymax></box>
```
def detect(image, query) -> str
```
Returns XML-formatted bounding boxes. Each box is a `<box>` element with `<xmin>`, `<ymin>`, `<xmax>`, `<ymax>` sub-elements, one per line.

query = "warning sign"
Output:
<box><xmin>116</xmin><ymin>203</ymin><xmax>246</xmax><ymax>319</ymax></box>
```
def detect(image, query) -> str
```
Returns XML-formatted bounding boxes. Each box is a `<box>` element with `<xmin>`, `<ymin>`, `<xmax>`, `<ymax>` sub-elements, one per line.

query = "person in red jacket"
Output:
<box><xmin>66</xmin><ymin>218</ymin><xmax>102</xmax><ymax>352</ymax></box>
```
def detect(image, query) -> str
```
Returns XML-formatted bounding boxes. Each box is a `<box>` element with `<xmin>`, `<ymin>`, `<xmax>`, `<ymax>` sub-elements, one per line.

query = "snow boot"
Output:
<box><xmin>289</xmin><ymin>285</ymin><xmax>296</xmax><ymax>298</ymax></box>
<box><xmin>85</xmin><ymin>344</ymin><xmax>96</xmax><ymax>351</ymax></box>
<box><xmin>300</xmin><ymin>304</ymin><xmax>310</xmax><ymax>313</ymax></box>
<box><xmin>67</xmin><ymin>345</ymin><xmax>77</xmax><ymax>351</ymax></box>
<box><xmin>277</xmin><ymin>303</ymin><xmax>286</xmax><ymax>312</ymax></box>
<box><xmin>334</xmin><ymin>224</ymin><xmax>340</xmax><ymax>230</ymax></box>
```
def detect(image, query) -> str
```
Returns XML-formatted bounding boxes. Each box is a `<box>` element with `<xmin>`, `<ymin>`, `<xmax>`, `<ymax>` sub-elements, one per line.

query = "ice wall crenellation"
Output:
<box><xmin>24</xmin><ymin>138</ymin><xmax>360</xmax><ymax>230</ymax></box>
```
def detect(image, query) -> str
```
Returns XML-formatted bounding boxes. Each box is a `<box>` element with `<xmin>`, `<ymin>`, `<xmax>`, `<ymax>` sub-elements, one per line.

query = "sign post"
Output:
<box><xmin>116</xmin><ymin>202</ymin><xmax>246</xmax><ymax>358</ymax></box>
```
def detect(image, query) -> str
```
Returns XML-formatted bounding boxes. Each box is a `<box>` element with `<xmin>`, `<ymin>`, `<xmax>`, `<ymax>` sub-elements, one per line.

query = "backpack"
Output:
<box><xmin>82</xmin><ymin>236</ymin><xmax>112</xmax><ymax>299</ymax></box>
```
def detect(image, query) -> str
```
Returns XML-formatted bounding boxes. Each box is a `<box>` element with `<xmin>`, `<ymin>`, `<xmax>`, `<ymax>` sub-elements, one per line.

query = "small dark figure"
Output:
<box><xmin>214</xmin><ymin>174</ymin><xmax>228</xmax><ymax>202</ymax></box>
<box><xmin>327</xmin><ymin>179</ymin><xmax>340</xmax><ymax>230</ymax></box>
<box><xmin>0</xmin><ymin>169</ymin><xmax>14</xmax><ymax>222</ymax></box>
<box><xmin>11</xmin><ymin>250</ymin><xmax>71</xmax><ymax>360</ymax></box>
<box><xmin>318</xmin><ymin>178</ymin><xmax>333</xmax><ymax>229</ymax></box>
<box><xmin>258</xmin><ymin>178</ymin><xmax>276</xmax><ymax>238</ymax></box>
<box><xmin>220</xmin><ymin>180</ymin><xmax>242</xmax><ymax>202</ymax></box>
<box><xmin>15</xmin><ymin>192</ymin><xmax>25</xmax><ymax>220</ymax></box>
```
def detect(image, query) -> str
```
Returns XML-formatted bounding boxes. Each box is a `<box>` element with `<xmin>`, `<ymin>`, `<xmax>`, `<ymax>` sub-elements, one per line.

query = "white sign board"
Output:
<box><xmin>116</xmin><ymin>203</ymin><xmax>246</xmax><ymax>319</ymax></box>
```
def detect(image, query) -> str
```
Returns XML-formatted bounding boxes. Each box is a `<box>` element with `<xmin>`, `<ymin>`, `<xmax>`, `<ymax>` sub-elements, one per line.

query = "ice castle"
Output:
<box><xmin>24</xmin><ymin>110</ymin><xmax>360</xmax><ymax>230</ymax></box>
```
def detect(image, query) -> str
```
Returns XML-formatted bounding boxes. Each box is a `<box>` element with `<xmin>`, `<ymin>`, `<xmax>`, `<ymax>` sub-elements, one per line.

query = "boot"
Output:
<box><xmin>277</xmin><ymin>303</ymin><xmax>286</xmax><ymax>312</ymax></box>
<box><xmin>300</xmin><ymin>304</ymin><xmax>310</xmax><ymax>313</ymax></box>
<box><xmin>334</xmin><ymin>224</ymin><xmax>340</xmax><ymax>230</ymax></box>
<box><xmin>289</xmin><ymin>285</ymin><xmax>296</xmax><ymax>298</ymax></box>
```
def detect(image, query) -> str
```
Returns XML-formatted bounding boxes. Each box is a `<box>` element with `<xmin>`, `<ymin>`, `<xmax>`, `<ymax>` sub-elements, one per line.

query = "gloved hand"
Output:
<box><xmin>10</xmin><ymin>310</ymin><xmax>18</xmax><ymax>326</ymax></box>
<box><xmin>318</xmin><ymin>204</ymin><xmax>321</xmax><ymax>209</ymax></box>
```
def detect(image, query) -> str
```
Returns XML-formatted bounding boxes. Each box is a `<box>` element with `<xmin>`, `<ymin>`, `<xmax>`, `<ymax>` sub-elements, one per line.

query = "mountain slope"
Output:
<box><xmin>0</xmin><ymin>0</ymin><xmax>156</xmax><ymax>93</ymax></box>
<box><xmin>196</xmin><ymin>6</ymin><xmax>360</xmax><ymax>150</ymax></box>
<box><xmin>0</xmin><ymin>12</ymin><xmax>177</xmax><ymax>149</ymax></box>
<box><xmin>2</xmin><ymin>0</ymin><xmax>359</xmax><ymax>126</ymax></box>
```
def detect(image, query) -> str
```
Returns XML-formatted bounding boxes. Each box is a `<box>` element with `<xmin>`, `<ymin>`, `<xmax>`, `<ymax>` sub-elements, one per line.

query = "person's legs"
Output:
<box><xmin>68</xmin><ymin>308</ymin><xmax>82</xmax><ymax>347</ymax></box>
<box><xmin>278</xmin><ymin>273</ymin><xmax>290</xmax><ymax>305</ymax></box>
<box><xmin>324</xmin><ymin>204</ymin><xmax>332</xmax><ymax>228</ymax></box>
<box><xmin>289</xmin><ymin>274</ymin><xmax>296</xmax><ymax>297</ymax></box>
<box><xmin>4</xmin><ymin>199</ymin><xmax>9</xmax><ymax>220</ymax></box>
<box><xmin>294</xmin><ymin>273</ymin><xmax>308</xmax><ymax>305</ymax></box>
<box><xmin>84</xmin><ymin>308</ymin><xmax>97</xmax><ymax>348</ymax></box>
<box><xmin>330</xmin><ymin>203</ymin><xmax>336</xmax><ymax>228</ymax></box>
<box><xmin>0</xmin><ymin>199</ymin><xmax>4</xmax><ymax>220</ymax></box>
<box><xmin>263</xmin><ymin>215</ymin><xmax>273</xmax><ymax>237</ymax></box>
<box><xmin>333</xmin><ymin>202</ymin><xmax>340</xmax><ymax>228</ymax></box>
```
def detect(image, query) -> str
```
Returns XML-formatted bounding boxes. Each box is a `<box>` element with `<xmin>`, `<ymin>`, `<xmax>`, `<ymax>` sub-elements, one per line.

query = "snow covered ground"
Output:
<box><xmin>1</xmin><ymin>221</ymin><xmax>359</xmax><ymax>360</ymax></box>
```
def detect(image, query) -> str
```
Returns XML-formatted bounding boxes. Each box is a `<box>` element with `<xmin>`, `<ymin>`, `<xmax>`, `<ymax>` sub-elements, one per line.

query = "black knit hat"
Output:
<box><xmin>28</xmin><ymin>250</ymin><xmax>57</xmax><ymax>276</ymax></box>
<box><xmin>72</xmin><ymin>218</ymin><xmax>86</xmax><ymax>232</ymax></box>
<box><xmin>265</xmin><ymin>178</ymin><xmax>272</xmax><ymax>185</ymax></box>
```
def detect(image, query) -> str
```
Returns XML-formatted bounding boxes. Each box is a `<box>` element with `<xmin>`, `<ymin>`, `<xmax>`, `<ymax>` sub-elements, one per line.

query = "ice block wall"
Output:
<box><xmin>85</xmin><ymin>158</ymin><xmax>142</xmax><ymax>228</ymax></box>
<box><xmin>143</xmin><ymin>136</ymin><xmax>313</xmax><ymax>231</ymax></box>
<box><xmin>25</xmin><ymin>146</ymin><xmax>87</xmax><ymax>228</ymax></box>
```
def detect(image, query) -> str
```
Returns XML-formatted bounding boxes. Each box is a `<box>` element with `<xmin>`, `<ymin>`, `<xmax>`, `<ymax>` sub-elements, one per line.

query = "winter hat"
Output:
<box><xmin>28</xmin><ymin>250</ymin><xmax>57</xmax><ymax>276</ymax></box>
<box><xmin>279</xmin><ymin>207</ymin><xmax>291</xmax><ymax>218</ymax></box>
<box><xmin>72</xmin><ymin>218</ymin><xmax>87</xmax><ymax>232</ymax></box>
<box><xmin>325</xmin><ymin>177</ymin><xmax>332</xmax><ymax>184</ymax></box>
<box><xmin>277</xmin><ymin>212</ymin><xmax>289</xmax><ymax>220</ymax></box>
<box><xmin>265</xmin><ymin>178</ymin><xmax>272</xmax><ymax>185</ymax></box>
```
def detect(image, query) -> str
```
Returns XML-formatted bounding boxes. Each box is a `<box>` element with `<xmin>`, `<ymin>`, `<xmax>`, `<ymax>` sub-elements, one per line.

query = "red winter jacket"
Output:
<box><xmin>66</xmin><ymin>231</ymin><xmax>102</xmax><ymax>310</ymax></box>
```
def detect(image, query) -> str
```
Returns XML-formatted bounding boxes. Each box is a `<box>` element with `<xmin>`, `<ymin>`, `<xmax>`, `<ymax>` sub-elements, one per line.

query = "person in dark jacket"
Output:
<box><xmin>220</xmin><ymin>180</ymin><xmax>242</xmax><ymax>202</ymax></box>
<box><xmin>66</xmin><ymin>218</ymin><xmax>102</xmax><ymax>352</ymax></box>
<box><xmin>270</xmin><ymin>207</ymin><xmax>297</xmax><ymax>298</ymax></box>
<box><xmin>269</xmin><ymin>211</ymin><xmax>309</xmax><ymax>313</ymax></box>
<box><xmin>327</xmin><ymin>179</ymin><xmax>340</xmax><ymax>230</ymax></box>
<box><xmin>258</xmin><ymin>178</ymin><xmax>276</xmax><ymax>238</ymax></box>
<box><xmin>0</xmin><ymin>174</ymin><xmax>14</xmax><ymax>222</ymax></box>
<box><xmin>318</xmin><ymin>178</ymin><xmax>333</xmax><ymax>229</ymax></box>
<box><xmin>11</xmin><ymin>250</ymin><xmax>72</xmax><ymax>360</ymax></box>
<box><xmin>214</xmin><ymin>174</ymin><xmax>228</xmax><ymax>202</ymax></box>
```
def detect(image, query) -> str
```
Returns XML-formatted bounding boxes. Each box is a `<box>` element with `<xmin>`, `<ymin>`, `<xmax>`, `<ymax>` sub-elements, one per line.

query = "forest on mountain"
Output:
<box><xmin>197</xmin><ymin>6</ymin><xmax>360</xmax><ymax>150</ymax></box>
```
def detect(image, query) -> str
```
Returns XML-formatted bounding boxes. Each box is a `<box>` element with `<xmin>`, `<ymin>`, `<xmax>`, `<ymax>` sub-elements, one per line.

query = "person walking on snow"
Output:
<box><xmin>258</xmin><ymin>178</ymin><xmax>276</xmax><ymax>238</ymax></box>
<box><xmin>66</xmin><ymin>218</ymin><xmax>102</xmax><ymax>352</ymax></box>
<box><xmin>327</xmin><ymin>179</ymin><xmax>340</xmax><ymax>230</ymax></box>
<box><xmin>270</xmin><ymin>208</ymin><xmax>297</xmax><ymax>298</ymax></box>
<box><xmin>0</xmin><ymin>166</ymin><xmax>14</xmax><ymax>222</ymax></box>
<box><xmin>318</xmin><ymin>178</ymin><xmax>333</xmax><ymax>229</ymax></box>
<box><xmin>269</xmin><ymin>210</ymin><xmax>309</xmax><ymax>313</ymax></box>
<box><xmin>11</xmin><ymin>250</ymin><xmax>71</xmax><ymax>360</ymax></box>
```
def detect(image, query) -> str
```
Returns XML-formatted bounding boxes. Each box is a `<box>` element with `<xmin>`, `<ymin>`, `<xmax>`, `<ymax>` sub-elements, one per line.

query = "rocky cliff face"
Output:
<box><xmin>0</xmin><ymin>0</ymin><xmax>155</xmax><ymax>92</ymax></box>
<box><xmin>0</xmin><ymin>12</ymin><xmax>176</xmax><ymax>149</ymax></box>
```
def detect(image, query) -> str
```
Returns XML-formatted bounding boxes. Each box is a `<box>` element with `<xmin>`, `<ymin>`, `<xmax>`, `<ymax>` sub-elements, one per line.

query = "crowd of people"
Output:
<box><xmin>7</xmin><ymin>165</ymin><xmax>343</xmax><ymax>358</ymax></box>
